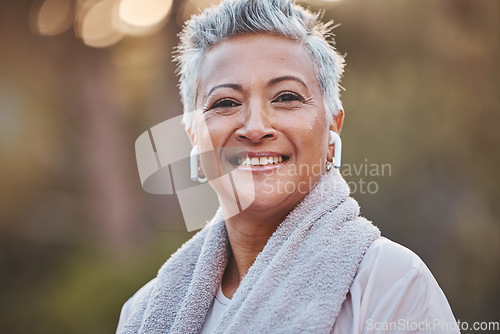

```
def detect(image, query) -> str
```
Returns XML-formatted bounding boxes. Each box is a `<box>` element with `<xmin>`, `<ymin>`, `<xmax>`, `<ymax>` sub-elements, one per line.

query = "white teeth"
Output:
<box><xmin>237</xmin><ymin>156</ymin><xmax>286</xmax><ymax>166</ymax></box>
<box><xmin>238</xmin><ymin>157</ymin><xmax>251</xmax><ymax>166</ymax></box>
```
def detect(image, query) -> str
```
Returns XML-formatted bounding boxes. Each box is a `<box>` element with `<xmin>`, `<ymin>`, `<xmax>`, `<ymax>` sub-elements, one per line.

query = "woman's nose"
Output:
<box><xmin>235</xmin><ymin>102</ymin><xmax>277</xmax><ymax>143</ymax></box>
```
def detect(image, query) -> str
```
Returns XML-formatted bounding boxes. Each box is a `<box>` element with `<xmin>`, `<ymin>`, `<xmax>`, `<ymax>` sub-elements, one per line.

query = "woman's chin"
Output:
<box><xmin>215</xmin><ymin>170</ymin><xmax>316</xmax><ymax>218</ymax></box>
<box><xmin>246</xmin><ymin>195</ymin><xmax>283</xmax><ymax>211</ymax></box>
<box><xmin>240</xmin><ymin>185</ymin><xmax>302</xmax><ymax>214</ymax></box>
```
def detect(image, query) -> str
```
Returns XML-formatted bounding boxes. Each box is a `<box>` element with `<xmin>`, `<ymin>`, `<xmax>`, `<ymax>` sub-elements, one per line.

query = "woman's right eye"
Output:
<box><xmin>211</xmin><ymin>98</ymin><xmax>241</xmax><ymax>109</ymax></box>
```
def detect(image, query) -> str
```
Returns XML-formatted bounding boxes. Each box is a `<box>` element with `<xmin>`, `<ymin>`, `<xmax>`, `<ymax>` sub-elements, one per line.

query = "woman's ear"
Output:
<box><xmin>327</xmin><ymin>110</ymin><xmax>344</xmax><ymax>162</ymax></box>
<box><xmin>331</xmin><ymin>109</ymin><xmax>344</xmax><ymax>133</ymax></box>
<box><xmin>186</xmin><ymin>126</ymin><xmax>196</xmax><ymax>147</ymax></box>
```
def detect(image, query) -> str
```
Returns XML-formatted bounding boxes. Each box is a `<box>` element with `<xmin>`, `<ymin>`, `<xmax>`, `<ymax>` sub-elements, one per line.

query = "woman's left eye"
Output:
<box><xmin>272</xmin><ymin>92</ymin><xmax>303</xmax><ymax>103</ymax></box>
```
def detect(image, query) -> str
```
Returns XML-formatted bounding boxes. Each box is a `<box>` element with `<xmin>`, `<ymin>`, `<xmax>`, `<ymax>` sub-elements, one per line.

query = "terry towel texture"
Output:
<box><xmin>119</xmin><ymin>169</ymin><xmax>380</xmax><ymax>334</ymax></box>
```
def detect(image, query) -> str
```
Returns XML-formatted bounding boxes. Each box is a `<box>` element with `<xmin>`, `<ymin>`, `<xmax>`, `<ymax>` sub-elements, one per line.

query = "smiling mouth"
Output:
<box><xmin>228</xmin><ymin>152</ymin><xmax>289</xmax><ymax>167</ymax></box>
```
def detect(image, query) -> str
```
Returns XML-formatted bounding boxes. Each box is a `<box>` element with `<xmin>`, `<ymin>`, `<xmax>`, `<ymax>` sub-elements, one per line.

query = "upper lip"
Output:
<box><xmin>245</xmin><ymin>151</ymin><xmax>285</xmax><ymax>158</ymax></box>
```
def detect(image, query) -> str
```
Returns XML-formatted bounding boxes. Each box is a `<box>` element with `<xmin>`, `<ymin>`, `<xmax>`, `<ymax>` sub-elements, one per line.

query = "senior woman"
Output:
<box><xmin>117</xmin><ymin>0</ymin><xmax>459</xmax><ymax>333</ymax></box>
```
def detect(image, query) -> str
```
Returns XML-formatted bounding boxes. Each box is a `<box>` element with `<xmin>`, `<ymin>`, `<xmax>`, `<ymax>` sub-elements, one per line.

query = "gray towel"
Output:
<box><xmin>119</xmin><ymin>169</ymin><xmax>380</xmax><ymax>333</ymax></box>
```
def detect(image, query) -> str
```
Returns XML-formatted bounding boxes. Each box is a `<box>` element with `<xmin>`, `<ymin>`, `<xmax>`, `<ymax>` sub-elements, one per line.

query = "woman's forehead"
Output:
<box><xmin>197</xmin><ymin>33</ymin><xmax>319</xmax><ymax>95</ymax></box>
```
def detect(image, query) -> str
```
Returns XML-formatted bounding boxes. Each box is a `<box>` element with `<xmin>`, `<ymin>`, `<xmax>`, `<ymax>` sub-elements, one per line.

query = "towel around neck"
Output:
<box><xmin>120</xmin><ymin>169</ymin><xmax>380</xmax><ymax>334</ymax></box>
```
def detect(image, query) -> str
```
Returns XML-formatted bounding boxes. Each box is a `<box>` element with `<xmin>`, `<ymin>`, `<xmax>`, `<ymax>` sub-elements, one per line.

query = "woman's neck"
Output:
<box><xmin>221</xmin><ymin>209</ymin><xmax>287</xmax><ymax>299</ymax></box>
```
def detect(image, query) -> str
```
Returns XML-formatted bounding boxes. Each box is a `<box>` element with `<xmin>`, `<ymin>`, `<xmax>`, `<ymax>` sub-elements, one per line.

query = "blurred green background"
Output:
<box><xmin>0</xmin><ymin>0</ymin><xmax>498</xmax><ymax>333</ymax></box>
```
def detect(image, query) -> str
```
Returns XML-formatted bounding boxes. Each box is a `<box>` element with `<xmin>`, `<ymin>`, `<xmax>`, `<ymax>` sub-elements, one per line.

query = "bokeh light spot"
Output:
<box><xmin>34</xmin><ymin>0</ymin><xmax>74</xmax><ymax>36</ymax></box>
<box><xmin>78</xmin><ymin>0</ymin><xmax>124</xmax><ymax>48</ymax></box>
<box><xmin>118</xmin><ymin>0</ymin><xmax>173</xmax><ymax>28</ymax></box>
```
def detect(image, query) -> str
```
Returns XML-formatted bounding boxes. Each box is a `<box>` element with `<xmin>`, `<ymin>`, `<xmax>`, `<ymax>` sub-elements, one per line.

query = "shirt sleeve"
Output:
<box><xmin>333</xmin><ymin>237</ymin><xmax>460</xmax><ymax>334</ymax></box>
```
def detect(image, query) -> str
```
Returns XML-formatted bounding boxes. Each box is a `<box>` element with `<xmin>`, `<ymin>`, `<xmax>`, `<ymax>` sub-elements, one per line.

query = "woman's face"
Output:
<box><xmin>192</xmin><ymin>33</ymin><xmax>338</xmax><ymax>218</ymax></box>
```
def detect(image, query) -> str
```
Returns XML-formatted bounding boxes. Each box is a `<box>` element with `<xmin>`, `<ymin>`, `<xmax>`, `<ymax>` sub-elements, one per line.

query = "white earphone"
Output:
<box><xmin>329</xmin><ymin>131</ymin><xmax>342</xmax><ymax>168</ymax></box>
<box><xmin>190</xmin><ymin>145</ymin><xmax>207</xmax><ymax>183</ymax></box>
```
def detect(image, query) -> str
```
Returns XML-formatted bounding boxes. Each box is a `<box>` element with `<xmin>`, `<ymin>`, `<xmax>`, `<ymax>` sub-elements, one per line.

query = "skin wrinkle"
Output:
<box><xmin>202</xmin><ymin>81</ymin><xmax>312</xmax><ymax>114</ymax></box>
<box><xmin>204</xmin><ymin>75</ymin><xmax>310</xmax><ymax>107</ymax></box>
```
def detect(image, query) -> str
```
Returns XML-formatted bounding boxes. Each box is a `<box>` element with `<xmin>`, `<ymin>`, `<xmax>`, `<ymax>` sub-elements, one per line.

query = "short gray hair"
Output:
<box><xmin>175</xmin><ymin>0</ymin><xmax>345</xmax><ymax>130</ymax></box>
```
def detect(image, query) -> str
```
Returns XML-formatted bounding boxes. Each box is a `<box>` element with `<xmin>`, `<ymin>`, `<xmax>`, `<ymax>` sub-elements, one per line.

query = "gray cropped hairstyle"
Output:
<box><xmin>175</xmin><ymin>0</ymin><xmax>345</xmax><ymax>130</ymax></box>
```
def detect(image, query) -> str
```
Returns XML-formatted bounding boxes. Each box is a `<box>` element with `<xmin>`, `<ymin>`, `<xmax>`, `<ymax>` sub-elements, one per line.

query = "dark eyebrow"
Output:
<box><xmin>207</xmin><ymin>83</ymin><xmax>242</xmax><ymax>97</ymax></box>
<box><xmin>267</xmin><ymin>75</ymin><xmax>307</xmax><ymax>89</ymax></box>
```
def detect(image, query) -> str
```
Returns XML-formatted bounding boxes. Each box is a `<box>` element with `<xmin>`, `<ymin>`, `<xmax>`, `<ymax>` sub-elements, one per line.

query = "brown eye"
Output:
<box><xmin>273</xmin><ymin>92</ymin><xmax>303</xmax><ymax>103</ymax></box>
<box><xmin>211</xmin><ymin>98</ymin><xmax>241</xmax><ymax>109</ymax></box>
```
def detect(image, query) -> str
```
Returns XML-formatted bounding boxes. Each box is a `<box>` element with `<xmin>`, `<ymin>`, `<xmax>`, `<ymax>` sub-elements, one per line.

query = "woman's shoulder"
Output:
<box><xmin>353</xmin><ymin>236</ymin><xmax>439</xmax><ymax>298</ymax></box>
<box><xmin>116</xmin><ymin>278</ymin><xmax>157</xmax><ymax>333</ymax></box>
<box><xmin>359</xmin><ymin>237</ymin><xmax>426</xmax><ymax>279</ymax></box>
<box><xmin>333</xmin><ymin>237</ymin><xmax>459</xmax><ymax>333</ymax></box>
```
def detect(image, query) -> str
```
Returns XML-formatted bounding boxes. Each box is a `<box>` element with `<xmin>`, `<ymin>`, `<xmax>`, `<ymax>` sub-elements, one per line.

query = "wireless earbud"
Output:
<box><xmin>329</xmin><ymin>131</ymin><xmax>342</xmax><ymax>168</ymax></box>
